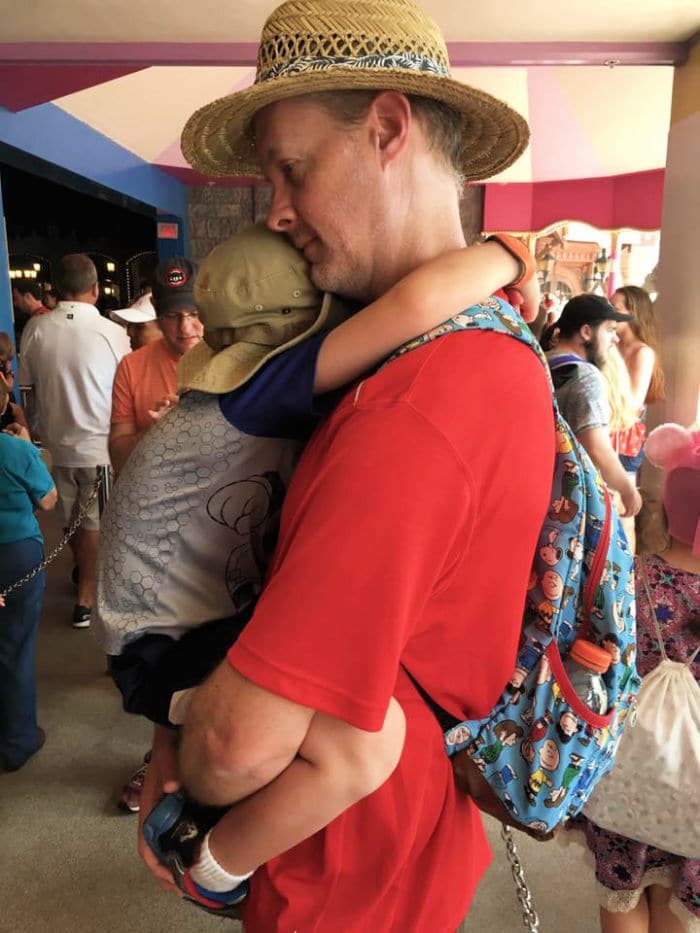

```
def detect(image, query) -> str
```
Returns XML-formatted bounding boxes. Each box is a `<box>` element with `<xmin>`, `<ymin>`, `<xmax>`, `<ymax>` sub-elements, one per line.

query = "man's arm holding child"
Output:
<box><xmin>182</xmin><ymin>691</ymin><xmax>405</xmax><ymax>891</ymax></box>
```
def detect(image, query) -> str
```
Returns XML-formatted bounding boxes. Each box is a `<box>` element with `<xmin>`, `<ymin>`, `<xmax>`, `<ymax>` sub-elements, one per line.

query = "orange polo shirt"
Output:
<box><xmin>111</xmin><ymin>338</ymin><xmax>178</xmax><ymax>431</ymax></box>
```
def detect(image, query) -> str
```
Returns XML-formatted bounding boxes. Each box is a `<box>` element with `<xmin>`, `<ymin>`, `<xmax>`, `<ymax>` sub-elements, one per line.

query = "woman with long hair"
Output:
<box><xmin>602</xmin><ymin>347</ymin><xmax>641</xmax><ymax>550</ymax></box>
<box><xmin>612</xmin><ymin>286</ymin><xmax>665</xmax><ymax>409</ymax></box>
<box><xmin>610</xmin><ymin>286</ymin><xmax>666</xmax><ymax>476</ymax></box>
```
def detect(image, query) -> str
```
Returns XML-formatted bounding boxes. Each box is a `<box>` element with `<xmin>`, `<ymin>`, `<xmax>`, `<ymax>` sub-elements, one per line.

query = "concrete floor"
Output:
<box><xmin>1</xmin><ymin>509</ymin><xmax>602</xmax><ymax>932</ymax></box>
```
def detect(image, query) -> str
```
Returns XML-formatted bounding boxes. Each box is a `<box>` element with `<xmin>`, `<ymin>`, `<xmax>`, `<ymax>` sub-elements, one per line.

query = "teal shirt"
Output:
<box><xmin>0</xmin><ymin>434</ymin><xmax>54</xmax><ymax>545</ymax></box>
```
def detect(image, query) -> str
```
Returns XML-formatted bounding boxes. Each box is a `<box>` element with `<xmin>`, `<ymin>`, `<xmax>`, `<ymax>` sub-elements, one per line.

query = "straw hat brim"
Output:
<box><xmin>181</xmin><ymin>68</ymin><xmax>529</xmax><ymax>182</ymax></box>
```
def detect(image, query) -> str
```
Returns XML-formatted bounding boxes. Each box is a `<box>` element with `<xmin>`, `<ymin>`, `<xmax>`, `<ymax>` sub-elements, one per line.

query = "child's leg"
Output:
<box><xmin>600</xmin><ymin>894</ymin><xmax>649</xmax><ymax>933</ymax></box>
<box><xmin>201</xmin><ymin>697</ymin><xmax>406</xmax><ymax>877</ymax></box>
<box><xmin>647</xmin><ymin>884</ymin><xmax>684</xmax><ymax>933</ymax></box>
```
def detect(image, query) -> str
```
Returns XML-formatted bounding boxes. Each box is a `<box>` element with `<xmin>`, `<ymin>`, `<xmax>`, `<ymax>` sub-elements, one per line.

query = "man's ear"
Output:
<box><xmin>580</xmin><ymin>323</ymin><xmax>593</xmax><ymax>344</ymax></box>
<box><xmin>368</xmin><ymin>91</ymin><xmax>411</xmax><ymax>167</ymax></box>
<box><xmin>91</xmin><ymin>281</ymin><xmax>100</xmax><ymax>303</ymax></box>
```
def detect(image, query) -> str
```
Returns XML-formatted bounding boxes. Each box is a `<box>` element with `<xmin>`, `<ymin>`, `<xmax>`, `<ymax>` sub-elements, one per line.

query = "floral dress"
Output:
<box><xmin>575</xmin><ymin>553</ymin><xmax>700</xmax><ymax>930</ymax></box>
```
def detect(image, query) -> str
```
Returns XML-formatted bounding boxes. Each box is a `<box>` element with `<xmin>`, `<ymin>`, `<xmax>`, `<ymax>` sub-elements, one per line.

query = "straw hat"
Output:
<box><xmin>177</xmin><ymin>223</ymin><xmax>348</xmax><ymax>395</ymax></box>
<box><xmin>181</xmin><ymin>0</ymin><xmax>529</xmax><ymax>181</ymax></box>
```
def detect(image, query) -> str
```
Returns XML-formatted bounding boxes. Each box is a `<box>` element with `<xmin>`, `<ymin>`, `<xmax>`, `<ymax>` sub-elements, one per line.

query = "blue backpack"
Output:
<box><xmin>395</xmin><ymin>296</ymin><xmax>640</xmax><ymax>837</ymax></box>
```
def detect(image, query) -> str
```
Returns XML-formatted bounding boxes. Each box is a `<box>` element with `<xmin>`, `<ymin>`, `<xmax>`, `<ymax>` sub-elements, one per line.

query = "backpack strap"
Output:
<box><xmin>547</xmin><ymin>353</ymin><xmax>588</xmax><ymax>370</ymax></box>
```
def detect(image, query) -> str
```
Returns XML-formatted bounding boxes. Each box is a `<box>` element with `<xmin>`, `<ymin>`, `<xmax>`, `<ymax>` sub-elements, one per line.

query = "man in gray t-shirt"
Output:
<box><xmin>546</xmin><ymin>294</ymin><xmax>642</xmax><ymax>519</ymax></box>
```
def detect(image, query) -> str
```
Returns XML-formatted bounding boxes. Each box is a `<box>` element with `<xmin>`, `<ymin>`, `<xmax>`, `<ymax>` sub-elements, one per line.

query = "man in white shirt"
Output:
<box><xmin>19</xmin><ymin>254</ymin><xmax>130</xmax><ymax>628</ymax></box>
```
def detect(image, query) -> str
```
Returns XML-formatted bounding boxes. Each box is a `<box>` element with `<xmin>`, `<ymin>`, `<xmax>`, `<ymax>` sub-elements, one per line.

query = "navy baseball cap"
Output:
<box><xmin>151</xmin><ymin>257</ymin><xmax>197</xmax><ymax>316</ymax></box>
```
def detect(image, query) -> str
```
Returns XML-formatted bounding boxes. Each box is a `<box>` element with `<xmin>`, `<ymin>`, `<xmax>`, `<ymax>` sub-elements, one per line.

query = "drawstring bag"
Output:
<box><xmin>583</xmin><ymin>558</ymin><xmax>700</xmax><ymax>857</ymax></box>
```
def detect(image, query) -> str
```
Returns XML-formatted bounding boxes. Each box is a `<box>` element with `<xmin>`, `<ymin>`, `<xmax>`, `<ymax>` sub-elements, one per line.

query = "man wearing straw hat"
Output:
<box><xmin>147</xmin><ymin>2</ymin><xmax>554</xmax><ymax>929</ymax></box>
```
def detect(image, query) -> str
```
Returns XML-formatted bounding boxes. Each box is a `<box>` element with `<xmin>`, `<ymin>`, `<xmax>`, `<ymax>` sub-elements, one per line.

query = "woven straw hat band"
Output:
<box><xmin>256</xmin><ymin>0</ymin><xmax>451</xmax><ymax>81</ymax></box>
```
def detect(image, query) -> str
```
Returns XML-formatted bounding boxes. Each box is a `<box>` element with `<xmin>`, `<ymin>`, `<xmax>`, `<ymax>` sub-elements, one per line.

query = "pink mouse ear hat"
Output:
<box><xmin>646</xmin><ymin>422</ymin><xmax>700</xmax><ymax>554</ymax></box>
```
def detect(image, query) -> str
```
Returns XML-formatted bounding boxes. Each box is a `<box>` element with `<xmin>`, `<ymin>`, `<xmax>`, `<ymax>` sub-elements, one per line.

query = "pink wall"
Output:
<box><xmin>483</xmin><ymin>169</ymin><xmax>665</xmax><ymax>232</ymax></box>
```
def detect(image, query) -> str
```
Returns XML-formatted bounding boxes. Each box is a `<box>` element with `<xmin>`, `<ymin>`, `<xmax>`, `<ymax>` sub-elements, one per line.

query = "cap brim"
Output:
<box><xmin>154</xmin><ymin>294</ymin><xmax>197</xmax><ymax>316</ymax></box>
<box><xmin>110</xmin><ymin>308</ymin><xmax>156</xmax><ymax>324</ymax></box>
<box><xmin>181</xmin><ymin>69</ymin><xmax>529</xmax><ymax>183</ymax></box>
<box><xmin>177</xmin><ymin>292</ymin><xmax>349</xmax><ymax>395</ymax></box>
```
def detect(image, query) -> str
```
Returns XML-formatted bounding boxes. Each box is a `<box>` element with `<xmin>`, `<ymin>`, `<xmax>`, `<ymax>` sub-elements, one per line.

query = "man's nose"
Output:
<box><xmin>179</xmin><ymin>316</ymin><xmax>200</xmax><ymax>336</ymax></box>
<box><xmin>266</xmin><ymin>184</ymin><xmax>297</xmax><ymax>233</ymax></box>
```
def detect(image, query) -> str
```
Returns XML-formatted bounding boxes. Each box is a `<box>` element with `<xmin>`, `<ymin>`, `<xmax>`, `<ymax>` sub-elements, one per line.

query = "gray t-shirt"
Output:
<box><xmin>95</xmin><ymin>391</ymin><xmax>302</xmax><ymax>655</ymax></box>
<box><xmin>548</xmin><ymin>354</ymin><xmax>610</xmax><ymax>437</ymax></box>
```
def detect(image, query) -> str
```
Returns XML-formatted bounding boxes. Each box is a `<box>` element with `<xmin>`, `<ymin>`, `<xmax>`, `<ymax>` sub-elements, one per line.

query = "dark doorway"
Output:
<box><xmin>2</xmin><ymin>160</ymin><xmax>157</xmax><ymax>326</ymax></box>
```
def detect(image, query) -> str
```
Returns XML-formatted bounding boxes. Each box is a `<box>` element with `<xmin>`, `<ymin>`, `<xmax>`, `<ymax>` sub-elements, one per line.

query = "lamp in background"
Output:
<box><xmin>537</xmin><ymin>252</ymin><xmax>555</xmax><ymax>291</ymax></box>
<box><xmin>594</xmin><ymin>248</ymin><xmax>610</xmax><ymax>281</ymax></box>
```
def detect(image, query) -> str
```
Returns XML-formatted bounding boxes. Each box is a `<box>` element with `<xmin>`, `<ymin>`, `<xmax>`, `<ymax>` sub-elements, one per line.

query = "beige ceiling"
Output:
<box><xmin>3</xmin><ymin>0</ymin><xmax>699</xmax><ymax>43</ymax></box>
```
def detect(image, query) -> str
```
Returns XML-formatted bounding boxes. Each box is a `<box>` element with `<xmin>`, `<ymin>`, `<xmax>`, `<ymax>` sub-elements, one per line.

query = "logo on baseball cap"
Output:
<box><xmin>151</xmin><ymin>257</ymin><xmax>197</xmax><ymax>315</ymax></box>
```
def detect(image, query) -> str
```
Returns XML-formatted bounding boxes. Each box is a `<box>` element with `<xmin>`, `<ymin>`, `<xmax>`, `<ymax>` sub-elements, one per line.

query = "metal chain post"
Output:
<box><xmin>0</xmin><ymin>471</ymin><xmax>104</xmax><ymax>600</ymax></box>
<box><xmin>501</xmin><ymin>824</ymin><xmax>540</xmax><ymax>932</ymax></box>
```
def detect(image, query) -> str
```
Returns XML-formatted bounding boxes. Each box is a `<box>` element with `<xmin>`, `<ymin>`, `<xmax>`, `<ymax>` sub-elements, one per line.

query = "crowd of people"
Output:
<box><xmin>1</xmin><ymin>1</ymin><xmax>698</xmax><ymax>931</ymax></box>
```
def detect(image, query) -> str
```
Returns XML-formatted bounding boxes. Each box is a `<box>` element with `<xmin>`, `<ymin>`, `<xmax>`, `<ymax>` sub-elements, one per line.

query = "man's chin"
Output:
<box><xmin>310</xmin><ymin>264</ymin><xmax>369</xmax><ymax>303</ymax></box>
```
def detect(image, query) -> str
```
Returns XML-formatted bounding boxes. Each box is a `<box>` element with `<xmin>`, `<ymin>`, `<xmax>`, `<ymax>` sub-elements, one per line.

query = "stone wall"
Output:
<box><xmin>188</xmin><ymin>182</ymin><xmax>484</xmax><ymax>259</ymax></box>
<box><xmin>188</xmin><ymin>185</ymin><xmax>272</xmax><ymax>262</ymax></box>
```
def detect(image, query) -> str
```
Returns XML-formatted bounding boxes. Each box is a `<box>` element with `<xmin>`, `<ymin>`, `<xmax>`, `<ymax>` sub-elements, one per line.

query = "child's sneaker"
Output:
<box><xmin>143</xmin><ymin>789</ymin><xmax>225</xmax><ymax>867</ymax></box>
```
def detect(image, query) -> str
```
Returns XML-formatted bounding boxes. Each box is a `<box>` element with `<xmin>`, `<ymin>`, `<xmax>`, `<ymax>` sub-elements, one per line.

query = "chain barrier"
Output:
<box><xmin>501</xmin><ymin>824</ymin><xmax>540</xmax><ymax>932</ymax></box>
<box><xmin>0</xmin><ymin>472</ymin><xmax>103</xmax><ymax>601</ymax></box>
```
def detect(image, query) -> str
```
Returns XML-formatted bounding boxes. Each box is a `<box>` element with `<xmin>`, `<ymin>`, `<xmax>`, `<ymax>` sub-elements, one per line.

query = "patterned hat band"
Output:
<box><xmin>259</xmin><ymin>52</ymin><xmax>451</xmax><ymax>84</ymax></box>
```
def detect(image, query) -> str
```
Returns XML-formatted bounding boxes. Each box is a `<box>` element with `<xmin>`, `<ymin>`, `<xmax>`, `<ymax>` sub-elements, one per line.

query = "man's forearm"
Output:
<box><xmin>201</xmin><ymin>699</ymin><xmax>405</xmax><ymax>876</ymax></box>
<box><xmin>205</xmin><ymin>753</ymin><xmax>362</xmax><ymax>875</ymax></box>
<box><xmin>590</xmin><ymin>442</ymin><xmax>634</xmax><ymax>498</ymax></box>
<box><xmin>109</xmin><ymin>431</ymin><xmax>143</xmax><ymax>475</ymax></box>
<box><xmin>178</xmin><ymin>662</ymin><xmax>309</xmax><ymax>807</ymax></box>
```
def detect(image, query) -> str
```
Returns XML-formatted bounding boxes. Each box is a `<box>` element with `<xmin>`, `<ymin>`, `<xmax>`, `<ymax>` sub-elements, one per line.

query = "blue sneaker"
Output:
<box><xmin>143</xmin><ymin>790</ymin><xmax>225</xmax><ymax>867</ymax></box>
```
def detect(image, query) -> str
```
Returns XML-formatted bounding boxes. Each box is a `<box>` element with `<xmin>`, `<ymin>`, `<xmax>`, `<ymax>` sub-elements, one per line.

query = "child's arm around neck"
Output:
<box><xmin>314</xmin><ymin>237</ymin><xmax>535</xmax><ymax>394</ymax></box>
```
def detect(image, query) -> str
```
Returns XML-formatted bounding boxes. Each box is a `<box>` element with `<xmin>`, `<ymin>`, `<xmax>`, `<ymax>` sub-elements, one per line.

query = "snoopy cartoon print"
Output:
<box><xmin>539</xmin><ymin>529</ymin><xmax>563</xmax><ymax>567</ymax></box>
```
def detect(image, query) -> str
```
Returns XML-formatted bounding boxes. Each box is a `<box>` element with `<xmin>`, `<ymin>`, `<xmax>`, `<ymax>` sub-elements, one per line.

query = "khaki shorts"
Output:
<box><xmin>52</xmin><ymin>466</ymin><xmax>102</xmax><ymax>531</ymax></box>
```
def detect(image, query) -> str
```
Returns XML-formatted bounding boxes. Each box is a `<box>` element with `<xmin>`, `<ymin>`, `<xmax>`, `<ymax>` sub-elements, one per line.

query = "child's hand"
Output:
<box><xmin>505</xmin><ymin>275</ymin><xmax>541</xmax><ymax>324</ymax></box>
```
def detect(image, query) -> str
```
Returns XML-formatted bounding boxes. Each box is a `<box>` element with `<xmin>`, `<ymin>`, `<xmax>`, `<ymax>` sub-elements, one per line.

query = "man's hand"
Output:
<box><xmin>148</xmin><ymin>394</ymin><xmax>179</xmax><ymax>424</ymax></box>
<box><xmin>3</xmin><ymin>422</ymin><xmax>31</xmax><ymax>442</ymax></box>
<box><xmin>138</xmin><ymin>726</ymin><xmax>183</xmax><ymax>894</ymax></box>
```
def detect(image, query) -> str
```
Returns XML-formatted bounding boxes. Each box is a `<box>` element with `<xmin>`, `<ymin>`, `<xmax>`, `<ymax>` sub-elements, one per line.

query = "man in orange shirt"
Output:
<box><xmin>109</xmin><ymin>258</ymin><xmax>203</xmax><ymax>475</ymax></box>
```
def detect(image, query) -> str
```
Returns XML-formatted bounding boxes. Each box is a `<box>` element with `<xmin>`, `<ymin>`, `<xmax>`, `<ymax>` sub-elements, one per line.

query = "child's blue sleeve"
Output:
<box><xmin>219</xmin><ymin>332</ymin><xmax>333</xmax><ymax>438</ymax></box>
